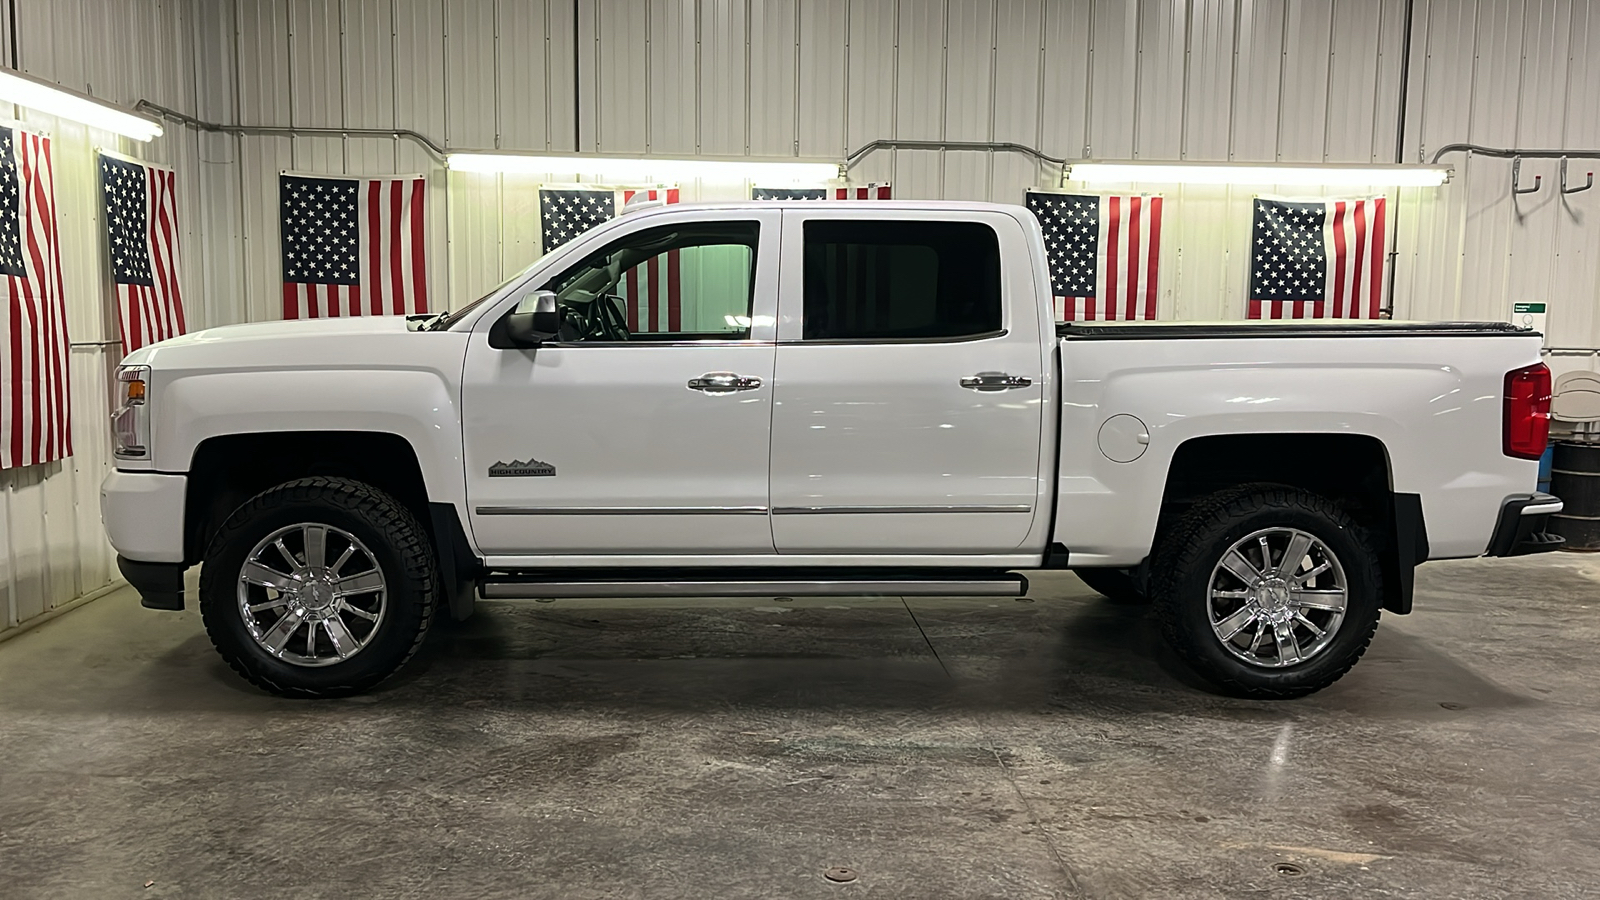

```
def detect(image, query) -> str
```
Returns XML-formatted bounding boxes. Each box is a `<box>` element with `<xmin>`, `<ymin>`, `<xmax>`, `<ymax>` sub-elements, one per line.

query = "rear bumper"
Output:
<box><xmin>1485</xmin><ymin>492</ymin><xmax>1566</xmax><ymax>557</ymax></box>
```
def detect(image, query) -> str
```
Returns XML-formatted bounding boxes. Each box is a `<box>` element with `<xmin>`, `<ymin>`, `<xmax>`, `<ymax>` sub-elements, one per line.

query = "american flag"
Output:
<box><xmin>100</xmin><ymin>154</ymin><xmax>185</xmax><ymax>353</ymax></box>
<box><xmin>1026</xmin><ymin>191</ymin><xmax>1163</xmax><ymax>321</ymax></box>
<box><xmin>538</xmin><ymin>186</ymin><xmax>683</xmax><ymax>332</ymax></box>
<box><xmin>1248</xmin><ymin>197</ymin><xmax>1386</xmax><ymax>319</ymax></box>
<box><xmin>751</xmin><ymin>183</ymin><xmax>891</xmax><ymax>200</ymax></box>
<box><xmin>0</xmin><ymin>126</ymin><xmax>71</xmax><ymax>470</ymax></box>
<box><xmin>280</xmin><ymin>174</ymin><xmax>428</xmax><ymax>319</ymax></box>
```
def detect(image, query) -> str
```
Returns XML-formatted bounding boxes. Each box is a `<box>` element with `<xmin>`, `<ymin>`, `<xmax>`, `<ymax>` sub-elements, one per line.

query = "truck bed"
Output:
<box><xmin>1059</xmin><ymin>320</ymin><xmax>1527</xmax><ymax>339</ymax></box>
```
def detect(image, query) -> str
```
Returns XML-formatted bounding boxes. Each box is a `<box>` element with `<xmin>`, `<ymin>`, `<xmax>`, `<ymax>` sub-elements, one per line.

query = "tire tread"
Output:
<box><xmin>1149</xmin><ymin>484</ymin><xmax>1380</xmax><ymax>699</ymax></box>
<box><xmin>199</xmin><ymin>476</ymin><xmax>435</xmax><ymax>698</ymax></box>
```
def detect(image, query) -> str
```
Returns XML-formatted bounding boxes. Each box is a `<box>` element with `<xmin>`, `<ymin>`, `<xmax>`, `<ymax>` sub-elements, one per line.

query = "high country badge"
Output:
<box><xmin>488</xmin><ymin>458</ymin><xmax>556</xmax><ymax>477</ymax></box>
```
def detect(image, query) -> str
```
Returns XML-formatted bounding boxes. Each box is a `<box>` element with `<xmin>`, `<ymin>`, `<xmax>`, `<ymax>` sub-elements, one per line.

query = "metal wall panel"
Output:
<box><xmin>2</xmin><ymin>0</ymin><xmax>207</xmax><ymax>637</ymax></box>
<box><xmin>699</xmin><ymin>0</ymin><xmax>748</xmax><ymax>155</ymax></box>
<box><xmin>748</xmin><ymin>0</ymin><xmax>798</xmax><ymax>157</ymax></box>
<box><xmin>648</xmin><ymin>0</ymin><xmax>698</xmax><ymax>155</ymax></box>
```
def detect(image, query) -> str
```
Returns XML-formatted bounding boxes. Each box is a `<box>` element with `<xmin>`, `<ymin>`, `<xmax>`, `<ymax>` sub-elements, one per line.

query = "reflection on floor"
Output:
<box><xmin>2</xmin><ymin>555</ymin><xmax>1598</xmax><ymax>899</ymax></box>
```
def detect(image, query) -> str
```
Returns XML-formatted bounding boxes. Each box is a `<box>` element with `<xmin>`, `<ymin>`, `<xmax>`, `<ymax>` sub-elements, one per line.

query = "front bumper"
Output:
<box><xmin>100</xmin><ymin>469</ymin><xmax>186</xmax><ymax>563</ymax></box>
<box><xmin>118</xmin><ymin>556</ymin><xmax>186</xmax><ymax>610</ymax></box>
<box><xmin>1486</xmin><ymin>492</ymin><xmax>1566</xmax><ymax>557</ymax></box>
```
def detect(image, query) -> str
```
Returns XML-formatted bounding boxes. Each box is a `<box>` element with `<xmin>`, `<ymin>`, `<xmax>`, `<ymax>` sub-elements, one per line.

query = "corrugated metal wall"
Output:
<box><xmin>0</xmin><ymin>0</ymin><xmax>204</xmax><ymax>636</ymax></box>
<box><xmin>192</xmin><ymin>0</ymin><xmax>1600</xmax><ymax>361</ymax></box>
<box><xmin>4</xmin><ymin>0</ymin><xmax>1599</xmax><ymax>634</ymax></box>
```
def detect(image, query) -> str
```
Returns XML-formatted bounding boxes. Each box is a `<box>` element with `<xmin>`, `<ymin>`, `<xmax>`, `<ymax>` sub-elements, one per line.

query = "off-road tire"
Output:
<box><xmin>1073</xmin><ymin>567</ymin><xmax>1147</xmax><ymax>604</ymax></box>
<box><xmin>1149</xmin><ymin>484</ymin><xmax>1382</xmax><ymax>699</ymax></box>
<box><xmin>199</xmin><ymin>477</ymin><xmax>436</xmax><ymax>698</ymax></box>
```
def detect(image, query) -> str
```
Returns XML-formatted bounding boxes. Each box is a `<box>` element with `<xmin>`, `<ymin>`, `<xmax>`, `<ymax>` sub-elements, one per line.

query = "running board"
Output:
<box><xmin>478</xmin><ymin>573</ymin><xmax>1028</xmax><ymax>600</ymax></box>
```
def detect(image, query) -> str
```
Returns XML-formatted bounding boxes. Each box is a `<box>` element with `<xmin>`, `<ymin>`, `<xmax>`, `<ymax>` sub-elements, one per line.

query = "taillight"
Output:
<box><xmin>1503</xmin><ymin>362</ymin><xmax>1552</xmax><ymax>460</ymax></box>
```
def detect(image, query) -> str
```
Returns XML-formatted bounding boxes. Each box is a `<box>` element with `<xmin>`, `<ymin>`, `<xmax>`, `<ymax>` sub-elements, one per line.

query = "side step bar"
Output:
<box><xmin>479</xmin><ymin>573</ymin><xmax>1028</xmax><ymax>600</ymax></box>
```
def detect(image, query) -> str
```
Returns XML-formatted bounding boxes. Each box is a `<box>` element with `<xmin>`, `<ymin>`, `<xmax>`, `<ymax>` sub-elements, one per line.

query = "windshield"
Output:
<box><xmin>427</xmin><ymin>252</ymin><xmax>553</xmax><ymax>330</ymax></box>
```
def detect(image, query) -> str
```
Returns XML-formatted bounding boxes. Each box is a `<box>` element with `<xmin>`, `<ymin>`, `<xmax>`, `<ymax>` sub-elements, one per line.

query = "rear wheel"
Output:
<box><xmin>199</xmin><ymin>477</ymin><xmax>436</xmax><ymax>698</ymax></box>
<box><xmin>1072</xmin><ymin>567</ymin><xmax>1146</xmax><ymax>604</ymax></box>
<box><xmin>1149</xmin><ymin>485</ymin><xmax>1381</xmax><ymax>699</ymax></box>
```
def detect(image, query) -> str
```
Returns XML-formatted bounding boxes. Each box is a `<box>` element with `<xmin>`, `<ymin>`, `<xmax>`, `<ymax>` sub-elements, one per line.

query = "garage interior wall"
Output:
<box><xmin>2</xmin><ymin>0</ymin><xmax>1598</xmax><ymax>635</ymax></box>
<box><xmin>0</xmin><ymin>0</ymin><xmax>203</xmax><ymax>634</ymax></box>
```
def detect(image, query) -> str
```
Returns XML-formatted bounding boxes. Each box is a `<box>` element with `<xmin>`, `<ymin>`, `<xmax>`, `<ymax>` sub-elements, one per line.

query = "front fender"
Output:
<box><xmin>150</xmin><ymin>365</ymin><xmax>467</xmax><ymax>514</ymax></box>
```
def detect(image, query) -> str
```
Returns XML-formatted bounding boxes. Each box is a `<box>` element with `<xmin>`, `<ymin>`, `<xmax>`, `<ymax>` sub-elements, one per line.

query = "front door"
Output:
<box><xmin>462</xmin><ymin>211</ymin><xmax>781</xmax><ymax>557</ymax></box>
<box><xmin>768</xmin><ymin>211</ymin><xmax>1047</xmax><ymax>553</ymax></box>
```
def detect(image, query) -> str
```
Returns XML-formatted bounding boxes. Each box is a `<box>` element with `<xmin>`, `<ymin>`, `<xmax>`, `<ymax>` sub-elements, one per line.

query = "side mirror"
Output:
<box><xmin>492</xmin><ymin>291</ymin><xmax>561</xmax><ymax>349</ymax></box>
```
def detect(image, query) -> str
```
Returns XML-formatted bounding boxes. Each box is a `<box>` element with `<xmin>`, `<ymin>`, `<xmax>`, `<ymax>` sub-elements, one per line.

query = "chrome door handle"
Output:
<box><xmin>688</xmin><ymin>372</ymin><xmax>763</xmax><ymax>393</ymax></box>
<box><xmin>960</xmin><ymin>372</ymin><xmax>1033</xmax><ymax>391</ymax></box>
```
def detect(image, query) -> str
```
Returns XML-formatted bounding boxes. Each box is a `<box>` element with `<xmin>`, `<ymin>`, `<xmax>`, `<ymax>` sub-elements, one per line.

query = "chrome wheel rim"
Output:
<box><xmin>236</xmin><ymin>523</ymin><xmax>387</xmax><ymax>667</ymax></box>
<box><xmin>1207</xmin><ymin>527</ymin><xmax>1347</xmax><ymax>669</ymax></box>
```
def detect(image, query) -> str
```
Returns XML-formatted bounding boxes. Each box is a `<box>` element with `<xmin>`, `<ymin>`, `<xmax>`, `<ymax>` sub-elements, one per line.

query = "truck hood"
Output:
<box><xmin>122</xmin><ymin>316</ymin><xmax>425</xmax><ymax>370</ymax></box>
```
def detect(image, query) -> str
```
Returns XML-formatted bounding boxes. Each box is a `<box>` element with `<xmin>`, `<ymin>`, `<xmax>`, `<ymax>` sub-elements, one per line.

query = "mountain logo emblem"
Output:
<box><xmin>488</xmin><ymin>458</ymin><xmax>556</xmax><ymax>477</ymax></box>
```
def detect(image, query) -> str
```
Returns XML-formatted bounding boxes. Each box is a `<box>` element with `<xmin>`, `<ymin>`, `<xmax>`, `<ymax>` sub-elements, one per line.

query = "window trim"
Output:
<box><xmin>794</xmin><ymin>217</ymin><xmax>1005</xmax><ymax>345</ymax></box>
<box><xmin>777</xmin><ymin>329</ymin><xmax>1008</xmax><ymax>347</ymax></box>
<box><xmin>531</xmin><ymin>338</ymin><xmax>775</xmax><ymax>349</ymax></box>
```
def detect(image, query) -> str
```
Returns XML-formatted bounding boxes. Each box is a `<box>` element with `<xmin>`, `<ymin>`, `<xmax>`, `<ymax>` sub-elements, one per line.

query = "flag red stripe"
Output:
<box><xmin>22</xmin><ymin>136</ymin><xmax>51</xmax><ymax>461</ymax></box>
<box><xmin>40</xmin><ymin>134</ymin><xmax>66</xmax><ymax>458</ymax></box>
<box><xmin>163</xmin><ymin>171</ymin><xmax>186</xmax><ymax>335</ymax></box>
<box><xmin>1103</xmin><ymin>197</ymin><xmax>1121</xmax><ymax>324</ymax></box>
<box><xmin>1124</xmin><ymin>196</ymin><xmax>1141</xmax><ymax>319</ymax></box>
<box><xmin>1143</xmin><ymin>197</ymin><xmax>1162</xmax><ymax>319</ymax></box>
<box><xmin>1368</xmin><ymin>198</ymin><xmax>1385</xmax><ymax>318</ymax></box>
<box><xmin>1329</xmin><ymin>202</ymin><xmax>1348</xmax><ymax>319</ymax></box>
<box><xmin>365</xmin><ymin>181</ymin><xmax>383</xmax><ymax>315</ymax></box>
<box><xmin>389</xmin><ymin>180</ymin><xmax>406</xmax><ymax>315</ymax></box>
<box><xmin>1351</xmin><ymin>200</ymin><xmax>1369</xmax><ymax>320</ymax></box>
<box><xmin>7</xmin><ymin>272</ymin><xmax>22</xmax><ymax>466</ymax></box>
<box><xmin>148</xmin><ymin>171</ymin><xmax>173</xmax><ymax>344</ymax></box>
<box><xmin>410</xmin><ymin>178</ymin><xmax>428</xmax><ymax>313</ymax></box>
<box><xmin>667</xmin><ymin>249</ymin><xmax>681</xmax><ymax>331</ymax></box>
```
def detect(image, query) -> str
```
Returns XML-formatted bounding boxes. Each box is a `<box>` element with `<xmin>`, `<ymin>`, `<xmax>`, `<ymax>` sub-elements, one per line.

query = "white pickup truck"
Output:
<box><xmin>101</xmin><ymin>200</ymin><xmax>1562</xmax><ymax>700</ymax></box>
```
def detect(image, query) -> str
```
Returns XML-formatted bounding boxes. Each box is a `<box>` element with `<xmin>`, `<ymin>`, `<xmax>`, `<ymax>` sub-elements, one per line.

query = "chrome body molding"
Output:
<box><xmin>475</xmin><ymin>505</ymin><xmax>770</xmax><ymax>516</ymax></box>
<box><xmin>770</xmin><ymin>504</ymin><xmax>1033</xmax><ymax>515</ymax></box>
<box><xmin>480</xmin><ymin>576</ymin><xmax>1027</xmax><ymax>599</ymax></box>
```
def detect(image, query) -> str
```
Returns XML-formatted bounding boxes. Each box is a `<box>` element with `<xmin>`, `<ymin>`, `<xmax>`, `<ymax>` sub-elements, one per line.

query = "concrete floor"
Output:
<box><xmin>1</xmin><ymin>556</ymin><xmax>1598</xmax><ymax>899</ymax></box>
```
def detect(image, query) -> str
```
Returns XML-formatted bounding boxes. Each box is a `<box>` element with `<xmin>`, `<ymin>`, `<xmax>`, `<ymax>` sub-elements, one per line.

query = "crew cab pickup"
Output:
<box><xmin>100</xmin><ymin>200</ymin><xmax>1562</xmax><ymax>699</ymax></box>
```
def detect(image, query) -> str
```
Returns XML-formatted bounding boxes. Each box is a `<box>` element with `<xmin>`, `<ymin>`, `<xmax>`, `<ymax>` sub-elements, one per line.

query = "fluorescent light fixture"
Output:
<box><xmin>1066</xmin><ymin>161</ymin><xmax>1452</xmax><ymax>187</ymax></box>
<box><xmin>448</xmin><ymin>151</ymin><xmax>840</xmax><ymax>182</ymax></box>
<box><xmin>0</xmin><ymin>67</ymin><xmax>164</xmax><ymax>142</ymax></box>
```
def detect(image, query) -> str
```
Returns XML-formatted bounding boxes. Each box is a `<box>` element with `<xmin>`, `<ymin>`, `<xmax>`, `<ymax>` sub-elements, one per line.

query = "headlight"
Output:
<box><xmin>112</xmin><ymin>365</ymin><xmax>149</xmax><ymax>457</ymax></box>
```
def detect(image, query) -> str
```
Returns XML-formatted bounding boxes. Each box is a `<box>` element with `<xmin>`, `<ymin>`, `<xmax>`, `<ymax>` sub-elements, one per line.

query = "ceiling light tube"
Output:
<box><xmin>0</xmin><ymin>67</ymin><xmax>164</xmax><ymax>142</ymax></box>
<box><xmin>1066</xmin><ymin>161</ymin><xmax>1452</xmax><ymax>187</ymax></box>
<box><xmin>448</xmin><ymin>152</ymin><xmax>842</xmax><ymax>183</ymax></box>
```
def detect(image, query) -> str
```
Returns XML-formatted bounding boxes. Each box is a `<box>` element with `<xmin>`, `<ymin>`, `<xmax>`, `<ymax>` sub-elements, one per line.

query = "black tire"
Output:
<box><xmin>1149</xmin><ymin>485</ymin><xmax>1381</xmax><ymax>699</ymax></box>
<box><xmin>199</xmin><ymin>477</ymin><xmax>436</xmax><ymax>698</ymax></box>
<box><xmin>1073</xmin><ymin>567</ymin><xmax>1147</xmax><ymax>604</ymax></box>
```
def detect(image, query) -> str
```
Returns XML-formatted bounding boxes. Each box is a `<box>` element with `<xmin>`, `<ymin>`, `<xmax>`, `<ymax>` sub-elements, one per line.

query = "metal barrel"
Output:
<box><xmin>1550</xmin><ymin>441</ymin><xmax>1600</xmax><ymax>551</ymax></box>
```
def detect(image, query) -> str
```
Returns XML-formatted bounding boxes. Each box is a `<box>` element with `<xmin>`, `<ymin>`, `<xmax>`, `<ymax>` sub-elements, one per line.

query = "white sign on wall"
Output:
<box><xmin>1512</xmin><ymin>301</ymin><xmax>1548</xmax><ymax>341</ymax></box>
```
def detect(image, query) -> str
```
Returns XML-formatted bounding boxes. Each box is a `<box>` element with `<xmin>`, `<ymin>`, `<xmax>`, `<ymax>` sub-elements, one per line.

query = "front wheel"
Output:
<box><xmin>1149</xmin><ymin>486</ymin><xmax>1382</xmax><ymax>699</ymax></box>
<box><xmin>199</xmin><ymin>477</ymin><xmax>436</xmax><ymax>698</ymax></box>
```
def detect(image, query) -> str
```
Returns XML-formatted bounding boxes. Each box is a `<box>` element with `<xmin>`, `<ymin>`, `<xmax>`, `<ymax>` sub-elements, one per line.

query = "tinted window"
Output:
<box><xmin>802</xmin><ymin>220</ymin><xmax>1001</xmax><ymax>341</ymax></box>
<box><xmin>537</xmin><ymin>221</ymin><xmax>758</xmax><ymax>341</ymax></box>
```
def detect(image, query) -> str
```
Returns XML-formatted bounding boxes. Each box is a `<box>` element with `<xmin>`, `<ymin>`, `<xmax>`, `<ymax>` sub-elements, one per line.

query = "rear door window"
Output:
<box><xmin>801</xmin><ymin>220</ymin><xmax>1002</xmax><ymax>341</ymax></box>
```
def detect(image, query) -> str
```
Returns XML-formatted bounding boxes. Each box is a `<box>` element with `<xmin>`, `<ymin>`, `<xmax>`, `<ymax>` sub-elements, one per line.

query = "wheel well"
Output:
<box><xmin>1158</xmin><ymin>433</ymin><xmax>1412</xmax><ymax>613</ymax></box>
<box><xmin>184</xmin><ymin>431</ymin><xmax>429</xmax><ymax>565</ymax></box>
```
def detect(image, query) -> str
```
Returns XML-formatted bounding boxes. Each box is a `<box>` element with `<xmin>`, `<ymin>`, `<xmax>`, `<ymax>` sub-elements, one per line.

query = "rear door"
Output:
<box><xmin>768</xmin><ymin>209</ymin><xmax>1047</xmax><ymax>553</ymax></box>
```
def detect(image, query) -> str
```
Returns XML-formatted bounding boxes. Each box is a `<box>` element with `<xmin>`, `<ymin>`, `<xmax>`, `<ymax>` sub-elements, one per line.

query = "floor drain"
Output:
<box><xmin>1274</xmin><ymin>863</ymin><xmax>1307</xmax><ymax>877</ymax></box>
<box><xmin>824</xmin><ymin>866</ymin><xmax>859</xmax><ymax>883</ymax></box>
